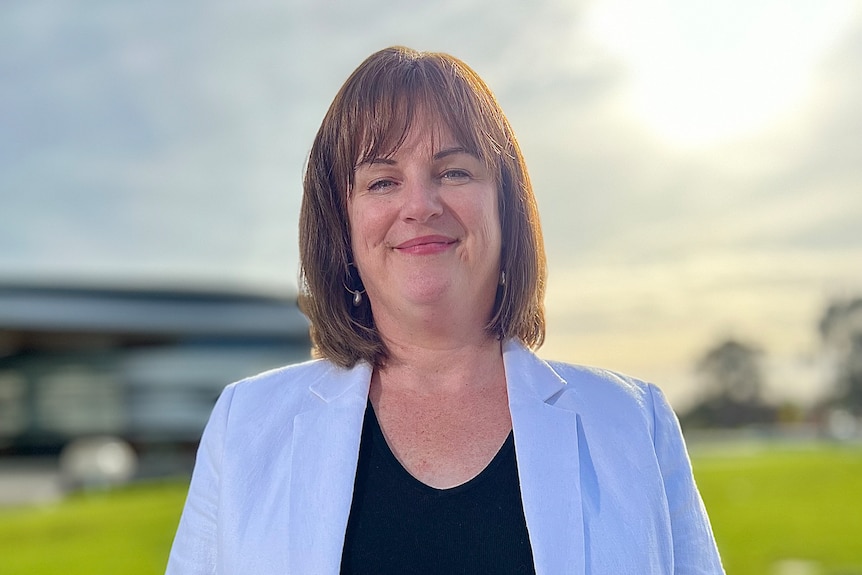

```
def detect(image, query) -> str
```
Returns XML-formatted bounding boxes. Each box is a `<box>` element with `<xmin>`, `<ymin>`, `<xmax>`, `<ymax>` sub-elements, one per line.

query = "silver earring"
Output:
<box><xmin>500</xmin><ymin>270</ymin><xmax>506</xmax><ymax>286</ymax></box>
<box><xmin>345</xmin><ymin>262</ymin><xmax>366</xmax><ymax>307</ymax></box>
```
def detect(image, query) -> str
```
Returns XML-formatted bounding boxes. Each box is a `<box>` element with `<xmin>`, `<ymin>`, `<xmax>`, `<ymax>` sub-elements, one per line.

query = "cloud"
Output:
<box><xmin>1</xmin><ymin>0</ymin><xmax>859</xmax><ymax>406</ymax></box>
<box><xmin>0</xmin><ymin>0</ymin><xmax>595</xmax><ymax>289</ymax></box>
<box><xmin>529</xmin><ymin>5</ymin><xmax>862</xmax><ymax>405</ymax></box>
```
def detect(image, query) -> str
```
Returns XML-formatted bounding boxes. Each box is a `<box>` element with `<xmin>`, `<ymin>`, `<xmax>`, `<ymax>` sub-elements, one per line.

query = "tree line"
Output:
<box><xmin>680</xmin><ymin>296</ymin><xmax>862</xmax><ymax>430</ymax></box>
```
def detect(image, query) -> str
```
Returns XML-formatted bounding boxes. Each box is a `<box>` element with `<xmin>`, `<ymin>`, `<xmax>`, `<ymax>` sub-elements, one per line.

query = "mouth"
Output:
<box><xmin>394</xmin><ymin>235</ymin><xmax>458</xmax><ymax>251</ymax></box>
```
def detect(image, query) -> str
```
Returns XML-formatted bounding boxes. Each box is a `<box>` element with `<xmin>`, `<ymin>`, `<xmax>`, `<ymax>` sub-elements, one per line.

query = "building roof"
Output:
<box><xmin>0</xmin><ymin>284</ymin><xmax>309</xmax><ymax>338</ymax></box>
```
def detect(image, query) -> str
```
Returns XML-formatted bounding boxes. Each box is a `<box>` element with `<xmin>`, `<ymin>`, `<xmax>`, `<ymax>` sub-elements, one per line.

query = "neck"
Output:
<box><xmin>375</xmin><ymin>334</ymin><xmax>504</xmax><ymax>395</ymax></box>
<box><xmin>370</xmin><ymin>289</ymin><xmax>497</xmax><ymax>350</ymax></box>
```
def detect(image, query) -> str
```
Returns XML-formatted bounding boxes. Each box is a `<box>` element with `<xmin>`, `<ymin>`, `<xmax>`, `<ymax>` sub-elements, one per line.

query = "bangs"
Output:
<box><xmin>344</xmin><ymin>56</ymin><xmax>506</xmax><ymax>185</ymax></box>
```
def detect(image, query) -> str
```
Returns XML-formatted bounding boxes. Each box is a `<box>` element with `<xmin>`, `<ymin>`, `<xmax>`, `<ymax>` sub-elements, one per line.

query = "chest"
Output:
<box><xmin>371</xmin><ymin>387</ymin><xmax>512</xmax><ymax>489</ymax></box>
<box><xmin>340</xmin><ymin>402</ymin><xmax>536</xmax><ymax>574</ymax></box>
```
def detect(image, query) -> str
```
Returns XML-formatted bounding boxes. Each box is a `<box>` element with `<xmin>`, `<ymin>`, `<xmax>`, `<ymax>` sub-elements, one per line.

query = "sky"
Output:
<box><xmin>2</xmin><ymin>0</ymin><xmax>861</xmax><ymax>409</ymax></box>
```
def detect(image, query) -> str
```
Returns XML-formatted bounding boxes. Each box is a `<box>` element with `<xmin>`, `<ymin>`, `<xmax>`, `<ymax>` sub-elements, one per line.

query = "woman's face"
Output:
<box><xmin>348</xmin><ymin>114</ymin><xmax>502</xmax><ymax>328</ymax></box>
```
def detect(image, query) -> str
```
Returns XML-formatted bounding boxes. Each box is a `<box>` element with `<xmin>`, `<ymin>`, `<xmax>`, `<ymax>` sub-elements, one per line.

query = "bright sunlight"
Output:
<box><xmin>585</xmin><ymin>0</ymin><xmax>856</xmax><ymax>148</ymax></box>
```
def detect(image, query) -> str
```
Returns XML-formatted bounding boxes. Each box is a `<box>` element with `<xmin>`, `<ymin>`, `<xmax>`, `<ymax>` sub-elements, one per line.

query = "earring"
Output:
<box><xmin>500</xmin><ymin>270</ymin><xmax>506</xmax><ymax>286</ymax></box>
<box><xmin>344</xmin><ymin>262</ymin><xmax>366</xmax><ymax>307</ymax></box>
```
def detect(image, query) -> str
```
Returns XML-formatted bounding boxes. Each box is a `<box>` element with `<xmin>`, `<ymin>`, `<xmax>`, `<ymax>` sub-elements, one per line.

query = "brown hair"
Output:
<box><xmin>299</xmin><ymin>46</ymin><xmax>545</xmax><ymax>367</ymax></box>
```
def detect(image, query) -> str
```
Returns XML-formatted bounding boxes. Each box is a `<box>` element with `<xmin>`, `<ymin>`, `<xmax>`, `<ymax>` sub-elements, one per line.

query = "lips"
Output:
<box><xmin>394</xmin><ymin>235</ymin><xmax>457</xmax><ymax>252</ymax></box>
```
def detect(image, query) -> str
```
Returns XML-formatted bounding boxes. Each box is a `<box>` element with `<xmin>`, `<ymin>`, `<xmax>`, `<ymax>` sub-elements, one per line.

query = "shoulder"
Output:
<box><xmin>228</xmin><ymin>357</ymin><xmax>346</xmax><ymax>396</ymax></box>
<box><xmin>504</xmin><ymin>340</ymin><xmax>664</xmax><ymax>421</ymax></box>
<box><xmin>541</xmin><ymin>358</ymin><xmax>669</xmax><ymax>437</ymax></box>
<box><xmin>199</xmin><ymin>357</ymin><xmax>371</xmax><ymax>462</ymax></box>
<box><xmin>214</xmin><ymin>357</ymin><xmax>362</xmax><ymax>421</ymax></box>
<box><xmin>546</xmin><ymin>360</ymin><xmax>654</xmax><ymax>406</ymax></box>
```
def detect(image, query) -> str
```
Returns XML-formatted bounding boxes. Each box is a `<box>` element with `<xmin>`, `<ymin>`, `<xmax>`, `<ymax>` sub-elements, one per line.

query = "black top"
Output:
<box><xmin>340</xmin><ymin>402</ymin><xmax>536</xmax><ymax>575</ymax></box>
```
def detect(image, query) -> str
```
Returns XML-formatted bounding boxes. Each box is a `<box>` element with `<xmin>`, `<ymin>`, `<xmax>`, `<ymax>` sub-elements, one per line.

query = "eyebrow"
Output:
<box><xmin>357</xmin><ymin>147</ymin><xmax>474</xmax><ymax>168</ymax></box>
<box><xmin>433</xmin><ymin>147</ymin><xmax>471</xmax><ymax>160</ymax></box>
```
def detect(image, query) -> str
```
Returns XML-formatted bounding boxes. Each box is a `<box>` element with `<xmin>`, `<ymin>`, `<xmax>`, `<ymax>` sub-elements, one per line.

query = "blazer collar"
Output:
<box><xmin>287</xmin><ymin>361</ymin><xmax>372</xmax><ymax>574</ymax></box>
<box><xmin>286</xmin><ymin>344</ymin><xmax>585</xmax><ymax>575</ymax></box>
<box><xmin>504</xmin><ymin>341</ymin><xmax>586</xmax><ymax>575</ymax></box>
<box><xmin>307</xmin><ymin>360</ymin><xmax>373</xmax><ymax>403</ymax></box>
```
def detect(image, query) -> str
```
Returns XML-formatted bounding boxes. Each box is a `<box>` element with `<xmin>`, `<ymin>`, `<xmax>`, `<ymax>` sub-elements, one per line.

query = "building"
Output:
<box><xmin>0</xmin><ymin>283</ymin><xmax>310</xmax><ymax>455</ymax></box>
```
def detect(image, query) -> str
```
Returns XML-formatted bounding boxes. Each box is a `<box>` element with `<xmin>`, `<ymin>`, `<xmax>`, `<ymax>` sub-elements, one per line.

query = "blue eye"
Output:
<box><xmin>368</xmin><ymin>179</ymin><xmax>396</xmax><ymax>191</ymax></box>
<box><xmin>441</xmin><ymin>169</ymin><xmax>471</xmax><ymax>182</ymax></box>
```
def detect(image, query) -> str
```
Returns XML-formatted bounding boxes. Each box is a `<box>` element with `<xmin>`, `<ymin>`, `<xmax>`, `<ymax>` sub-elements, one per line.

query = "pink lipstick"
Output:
<box><xmin>394</xmin><ymin>235</ymin><xmax>457</xmax><ymax>254</ymax></box>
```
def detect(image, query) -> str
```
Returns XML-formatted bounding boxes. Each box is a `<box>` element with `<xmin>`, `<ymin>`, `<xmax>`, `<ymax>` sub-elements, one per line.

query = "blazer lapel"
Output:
<box><xmin>283</xmin><ymin>345</ymin><xmax>585</xmax><ymax>574</ymax></box>
<box><xmin>504</xmin><ymin>341</ymin><xmax>585</xmax><ymax>575</ymax></box>
<box><xmin>287</xmin><ymin>362</ymin><xmax>372</xmax><ymax>575</ymax></box>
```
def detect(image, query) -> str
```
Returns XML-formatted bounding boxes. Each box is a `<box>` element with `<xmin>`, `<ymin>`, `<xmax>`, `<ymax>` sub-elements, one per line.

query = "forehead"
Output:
<box><xmin>352</xmin><ymin>97</ymin><xmax>483</xmax><ymax>167</ymax></box>
<box><xmin>360</xmin><ymin>114</ymin><xmax>466</xmax><ymax>163</ymax></box>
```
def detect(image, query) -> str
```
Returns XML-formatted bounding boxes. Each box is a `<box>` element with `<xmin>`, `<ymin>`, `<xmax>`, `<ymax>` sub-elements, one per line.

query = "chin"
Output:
<box><xmin>402</xmin><ymin>285</ymin><xmax>452</xmax><ymax>305</ymax></box>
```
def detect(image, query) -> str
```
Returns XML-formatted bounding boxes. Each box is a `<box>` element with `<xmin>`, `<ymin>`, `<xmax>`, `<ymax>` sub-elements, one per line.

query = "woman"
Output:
<box><xmin>167</xmin><ymin>46</ymin><xmax>724</xmax><ymax>574</ymax></box>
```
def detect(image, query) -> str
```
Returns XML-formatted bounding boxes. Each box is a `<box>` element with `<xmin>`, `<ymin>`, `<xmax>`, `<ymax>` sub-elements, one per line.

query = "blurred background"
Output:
<box><xmin>1</xmin><ymin>0</ymin><xmax>861</xmax><ymax>573</ymax></box>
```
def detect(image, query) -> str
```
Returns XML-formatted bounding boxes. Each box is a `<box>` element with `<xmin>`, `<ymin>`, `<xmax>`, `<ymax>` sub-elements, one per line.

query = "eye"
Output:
<box><xmin>368</xmin><ymin>178</ymin><xmax>397</xmax><ymax>192</ymax></box>
<box><xmin>441</xmin><ymin>169</ymin><xmax>471</xmax><ymax>183</ymax></box>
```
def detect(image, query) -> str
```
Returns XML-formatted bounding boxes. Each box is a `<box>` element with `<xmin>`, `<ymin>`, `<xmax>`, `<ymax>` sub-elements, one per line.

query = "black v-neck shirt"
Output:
<box><xmin>340</xmin><ymin>401</ymin><xmax>536</xmax><ymax>575</ymax></box>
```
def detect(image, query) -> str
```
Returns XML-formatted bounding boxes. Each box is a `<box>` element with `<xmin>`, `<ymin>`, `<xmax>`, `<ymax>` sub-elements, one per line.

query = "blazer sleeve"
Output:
<box><xmin>648</xmin><ymin>384</ymin><xmax>725</xmax><ymax>575</ymax></box>
<box><xmin>165</xmin><ymin>383</ymin><xmax>236</xmax><ymax>575</ymax></box>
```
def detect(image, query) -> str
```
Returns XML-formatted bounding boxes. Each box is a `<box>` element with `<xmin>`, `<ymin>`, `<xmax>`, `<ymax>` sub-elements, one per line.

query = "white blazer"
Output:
<box><xmin>166</xmin><ymin>340</ymin><xmax>724</xmax><ymax>574</ymax></box>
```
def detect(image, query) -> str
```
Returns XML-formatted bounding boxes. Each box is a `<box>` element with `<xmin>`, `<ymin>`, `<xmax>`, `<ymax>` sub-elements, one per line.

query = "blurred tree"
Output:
<box><xmin>819</xmin><ymin>297</ymin><xmax>862</xmax><ymax>413</ymax></box>
<box><xmin>681</xmin><ymin>338</ymin><xmax>776</xmax><ymax>429</ymax></box>
<box><xmin>697</xmin><ymin>339</ymin><xmax>764</xmax><ymax>403</ymax></box>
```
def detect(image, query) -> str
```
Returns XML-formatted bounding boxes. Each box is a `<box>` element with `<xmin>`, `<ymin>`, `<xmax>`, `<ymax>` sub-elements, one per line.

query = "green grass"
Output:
<box><xmin>692</xmin><ymin>444</ymin><xmax>862</xmax><ymax>575</ymax></box>
<box><xmin>0</xmin><ymin>445</ymin><xmax>860</xmax><ymax>574</ymax></box>
<box><xmin>0</xmin><ymin>479</ymin><xmax>188</xmax><ymax>575</ymax></box>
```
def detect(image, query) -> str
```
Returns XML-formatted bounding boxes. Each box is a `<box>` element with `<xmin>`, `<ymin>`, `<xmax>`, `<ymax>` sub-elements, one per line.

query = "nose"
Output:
<box><xmin>401</xmin><ymin>177</ymin><xmax>443</xmax><ymax>223</ymax></box>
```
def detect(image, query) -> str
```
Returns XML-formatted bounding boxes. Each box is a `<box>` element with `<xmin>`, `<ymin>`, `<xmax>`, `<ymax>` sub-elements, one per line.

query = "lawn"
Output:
<box><xmin>0</xmin><ymin>444</ymin><xmax>860</xmax><ymax>574</ymax></box>
<box><xmin>692</xmin><ymin>443</ymin><xmax>862</xmax><ymax>575</ymax></box>
<box><xmin>0</xmin><ymin>479</ymin><xmax>188</xmax><ymax>575</ymax></box>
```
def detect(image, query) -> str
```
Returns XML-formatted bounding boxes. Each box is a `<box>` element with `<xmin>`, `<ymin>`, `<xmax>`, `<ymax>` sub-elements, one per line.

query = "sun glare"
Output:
<box><xmin>585</xmin><ymin>0</ymin><xmax>856</xmax><ymax>148</ymax></box>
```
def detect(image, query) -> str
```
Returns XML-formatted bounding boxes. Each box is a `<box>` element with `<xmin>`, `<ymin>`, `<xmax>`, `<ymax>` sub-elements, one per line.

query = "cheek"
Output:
<box><xmin>347</xmin><ymin>204</ymin><xmax>368</xmax><ymax>262</ymax></box>
<box><xmin>480</xmin><ymin>195</ymin><xmax>503</xmax><ymax>253</ymax></box>
<box><xmin>348</xmin><ymin>201</ymin><xmax>389</xmax><ymax>254</ymax></box>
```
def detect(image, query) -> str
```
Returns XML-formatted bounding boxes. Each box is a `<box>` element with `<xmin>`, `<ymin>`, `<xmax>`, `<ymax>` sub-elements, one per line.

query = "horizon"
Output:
<box><xmin>2</xmin><ymin>0</ymin><xmax>861</xmax><ymax>409</ymax></box>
